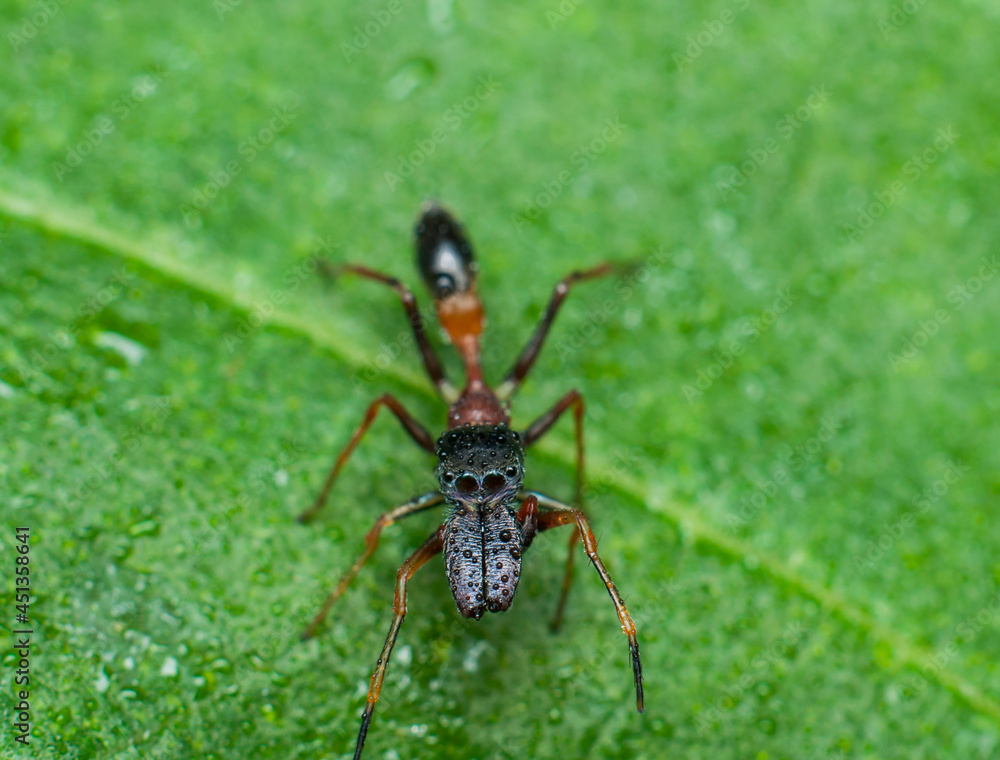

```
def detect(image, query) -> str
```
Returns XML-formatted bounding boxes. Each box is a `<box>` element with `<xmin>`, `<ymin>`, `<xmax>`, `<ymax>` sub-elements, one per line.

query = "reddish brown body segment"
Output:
<box><xmin>447</xmin><ymin>382</ymin><xmax>510</xmax><ymax>428</ymax></box>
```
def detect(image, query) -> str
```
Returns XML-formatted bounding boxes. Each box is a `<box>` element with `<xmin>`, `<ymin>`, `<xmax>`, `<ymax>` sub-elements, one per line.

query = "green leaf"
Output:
<box><xmin>2</xmin><ymin>2</ymin><xmax>999</xmax><ymax>759</ymax></box>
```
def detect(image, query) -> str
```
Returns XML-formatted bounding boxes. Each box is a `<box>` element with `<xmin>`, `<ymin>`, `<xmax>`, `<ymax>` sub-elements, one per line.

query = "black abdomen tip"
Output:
<box><xmin>415</xmin><ymin>202</ymin><xmax>477</xmax><ymax>298</ymax></box>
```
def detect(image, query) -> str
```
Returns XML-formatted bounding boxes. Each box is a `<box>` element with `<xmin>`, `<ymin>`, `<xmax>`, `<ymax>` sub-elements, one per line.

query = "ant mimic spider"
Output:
<box><xmin>297</xmin><ymin>202</ymin><xmax>644</xmax><ymax>759</ymax></box>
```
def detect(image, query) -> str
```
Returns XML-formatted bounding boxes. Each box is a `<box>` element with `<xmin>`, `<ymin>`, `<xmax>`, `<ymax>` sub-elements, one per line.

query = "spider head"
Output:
<box><xmin>435</xmin><ymin>424</ymin><xmax>524</xmax><ymax>507</ymax></box>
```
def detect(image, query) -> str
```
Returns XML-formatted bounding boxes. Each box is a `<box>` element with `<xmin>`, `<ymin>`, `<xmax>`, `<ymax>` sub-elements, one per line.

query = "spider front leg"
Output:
<box><xmin>520</xmin><ymin>389</ymin><xmax>586</xmax><ymax>631</ymax></box>
<box><xmin>298</xmin><ymin>393</ymin><xmax>434</xmax><ymax>523</ymax></box>
<box><xmin>301</xmin><ymin>491</ymin><xmax>445</xmax><ymax>640</ymax></box>
<box><xmin>497</xmin><ymin>262</ymin><xmax>625</xmax><ymax>399</ymax></box>
<box><xmin>321</xmin><ymin>263</ymin><xmax>457</xmax><ymax>400</ymax></box>
<box><xmin>353</xmin><ymin>526</ymin><xmax>444</xmax><ymax>760</ymax></box>
<box><xmin>528</xmin><ymin>491</ymin><xmax>644</xmax><ymax>713</ymax></box>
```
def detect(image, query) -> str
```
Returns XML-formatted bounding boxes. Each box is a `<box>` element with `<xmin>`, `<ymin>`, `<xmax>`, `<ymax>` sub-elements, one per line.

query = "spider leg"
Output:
<box><xmin>497</xmin><ymin>263</ymin><xmax>623</xmax><ymax>399</ymax></box>
<box><xmin>301</xmin><ymin>491</ymin><xmax>445</xmax><ymax>640</ymax></box>
<box><xmin>323</xmin><ymin>263</ymin><xmax>457</xmax><ymax>400</ymax></box>
<box><xmin>298</xmin><ymin>393</ymin><xmax>434</xmax><ymax>523</ymax></box>
<box><xmin>520</xmin><ymin>389</ymin><xmax>586</xmax><ymax>631</ymax></box>
<box><xmin>516</xmin><ymin>493</ymin><xmax>539</xmax><ymax>547</ymax></box>
<box><xmin>526</xmin><ymin>490</ymin><xmax>644</xmax><ymax>713</ymax></box>
<box><xmin>353</xmin><ymin>526</ymin><xmax>445</xmax><ymax>760</ymax></box>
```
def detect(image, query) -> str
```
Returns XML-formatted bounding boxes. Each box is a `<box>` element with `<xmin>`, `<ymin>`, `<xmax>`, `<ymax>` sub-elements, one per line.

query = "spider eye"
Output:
<box><xmin>504</xmin><ymin>466</ymin><xmax>518</xmax><ymax>478</ymax></box>
<box><xmin>482</xmin><ymin>473</ymin><xmax>506</xmax><ymax>492</ymax></box>
<box><xmin>442</xmin><ymin>472</ymin><xmax>455</xmax><ymax>484</ymax></box>
<box><xmin>456</xmin><ymin>475</ymin><xmax>478</xmax><ymax>495</ymax></box>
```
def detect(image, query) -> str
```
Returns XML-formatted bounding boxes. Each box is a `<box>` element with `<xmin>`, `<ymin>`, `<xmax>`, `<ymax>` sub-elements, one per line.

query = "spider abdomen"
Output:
<box><xmin>415</xmin><ymin>202</ymin><xmax>477</xmax><ymax>299</ymax></box>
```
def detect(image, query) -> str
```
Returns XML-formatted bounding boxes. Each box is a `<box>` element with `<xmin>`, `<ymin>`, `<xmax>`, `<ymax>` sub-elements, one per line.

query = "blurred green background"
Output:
<box><xmin>1</xmin><ymin>1</ymin><xmax>999</xmax><ymax>758</ymax></box>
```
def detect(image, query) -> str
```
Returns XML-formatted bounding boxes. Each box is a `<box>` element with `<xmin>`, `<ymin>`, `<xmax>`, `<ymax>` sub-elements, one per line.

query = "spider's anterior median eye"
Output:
<box><xmin>457</xmin><ymin>475</ymin><xmax>478</xmax><ymax>495</ymax></box>
<box><xmin>482</xmin><ymin>473</ymin><xmax>506</xmax><ymax>492</ymax></box>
